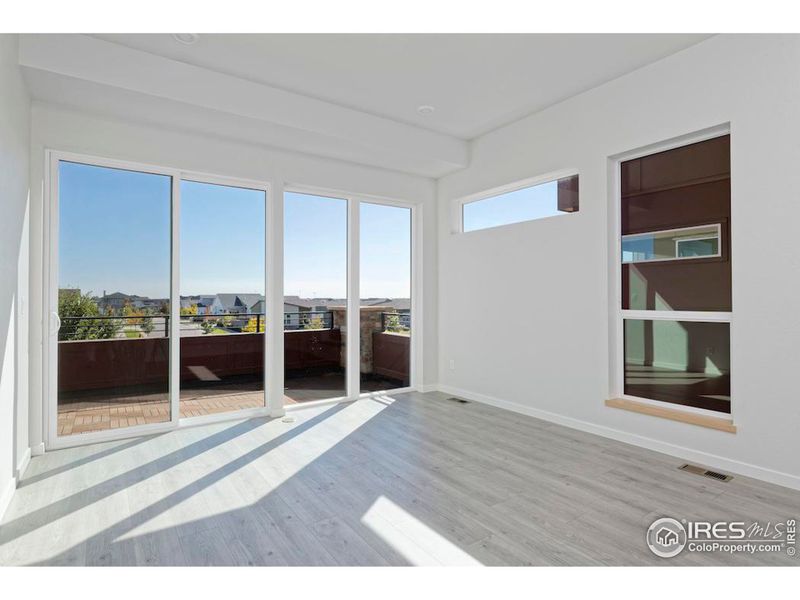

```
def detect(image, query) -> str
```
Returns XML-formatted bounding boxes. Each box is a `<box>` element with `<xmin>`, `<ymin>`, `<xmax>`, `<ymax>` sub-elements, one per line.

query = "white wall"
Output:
<box><xmin>0</xmin><ymin>34</ymin><xmax>31</xmax><ymax>518</ymax></box>
<box><xmin>27</xmin><ymin>102</ymin><xmax>438</xmax><ymax>451</ymax></box>
<box><xmin>437</xmin><ymin>34</ymin><xmax>800</xmax><ymax>489</ymax></box>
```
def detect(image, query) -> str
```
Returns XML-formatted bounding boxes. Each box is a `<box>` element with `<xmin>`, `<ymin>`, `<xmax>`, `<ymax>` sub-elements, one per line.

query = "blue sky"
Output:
<box><xmin>462</xmin><ymin>180</ymin><xmax>560</xmax><ymax>232</ymax></box>
<box><xmin>59</xmin><ymin>161</ymin><xmax>172</xmax><ymax>299</ymax></box>
<box><xmin>59</xmin><ymin>162</ymin><xmax>411</xmax><ymax>300</ymax></box>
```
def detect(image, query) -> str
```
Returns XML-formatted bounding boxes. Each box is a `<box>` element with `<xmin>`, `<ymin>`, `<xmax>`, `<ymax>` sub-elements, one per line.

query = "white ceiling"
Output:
<box><xmin>21</xmin><ymin>34</ymin><xmax>711</xmax><ymax>177</ymax></box>
<box><xmin>93</xmin><ymin>33</ymin><xmax>710</xmax><ymax>139</ymax></box>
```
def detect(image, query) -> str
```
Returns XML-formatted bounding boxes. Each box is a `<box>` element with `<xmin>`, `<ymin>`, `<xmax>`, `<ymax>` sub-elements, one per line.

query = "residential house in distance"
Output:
<box><xmin>209</xmin><ymin>293</ymin><xmax>264</xmax><ymax>316</ymax></box>
<box><xmin>283</xmin><ymin>295</ymin><xmax>316</xmax><ymax>329</ymax></box>
<box><xmin>180</xmin><ymin>295</ymin><xmax>216</xmax><ymax>315</ymax></box>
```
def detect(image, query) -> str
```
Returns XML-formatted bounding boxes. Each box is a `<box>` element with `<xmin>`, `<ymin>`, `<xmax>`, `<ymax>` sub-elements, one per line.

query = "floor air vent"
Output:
<box><xmin>447</xmin><ymin>397</ymin><xmax>470</xmax><ymax>404</ymax></box>
<box><xmin>678</xmin><ymin>463</ymin><xmax>733</xmax><ymax>482</ymax></box>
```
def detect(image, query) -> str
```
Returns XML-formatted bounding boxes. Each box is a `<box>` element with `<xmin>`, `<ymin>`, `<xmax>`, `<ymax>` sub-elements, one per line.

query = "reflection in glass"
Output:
<box><xmin>57</xmin><ymin>161</ymin><xmax>171</xmax><ymax>436</ymax></box>
<box><xmin>283</xmin><ymin>192</ymin><xmax>347</xmax><ymax>403</ymax></box>
<box><xmin>179</xmin><ymin>181</ymin><xmax>266</xmax><ymax>418</ymax></box>
<box><xmin>623</xmin><ymin>319</ymin><xmax>730</xmax><ymax>413</ymax></box>
<box><xmin>622</xmin><ymin>224</ymin><xmax>720</xmax><ymax>264</ymax></box>
<box><xmin>360</xmin><ymin>202</ymin><xmax>412</xmax><ymax>393</ymax></box>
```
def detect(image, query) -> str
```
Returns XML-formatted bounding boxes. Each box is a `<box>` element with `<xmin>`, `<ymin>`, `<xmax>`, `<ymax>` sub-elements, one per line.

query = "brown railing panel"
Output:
<box><xmin>58</xmin><ymin>337</ymin><xmax>169</xmax><ymax>393</ymax></box>
<box><xmin>284</xmin><ymin>328</ymin><xmax>341</xmax><ymax>371</ymax></box>
<box><xmin>59</xmin><ymin>329</ymin><xmax>344</xmax><ymax>394</ymax></box>
<box><xmin>372</xmin><ymin>332</ymin><xmax>410</xmax><ymax>385</ymax></box>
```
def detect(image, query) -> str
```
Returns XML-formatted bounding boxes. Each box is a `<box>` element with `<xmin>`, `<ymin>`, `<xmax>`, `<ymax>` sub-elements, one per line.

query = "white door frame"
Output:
<box><xmin>44</xmin><ymin>150</ymin><xmax>274</xmax><ymax>450</ymax></box>
<box><xmin>44</xmin><ymin>151</ymin><xmax>421</xmax><ymax>450</ymax></box>
<box><xmin>284</xmin><ymin>184</ymin><xmax>422</xmax><ymax>405</ymax></box>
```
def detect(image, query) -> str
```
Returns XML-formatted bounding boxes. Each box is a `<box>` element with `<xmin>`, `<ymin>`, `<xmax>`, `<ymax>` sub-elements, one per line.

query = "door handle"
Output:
<box><xmin>51</xmin><ymin>312</ymin><xmax>61</xmax><ymax>336</ymax></box>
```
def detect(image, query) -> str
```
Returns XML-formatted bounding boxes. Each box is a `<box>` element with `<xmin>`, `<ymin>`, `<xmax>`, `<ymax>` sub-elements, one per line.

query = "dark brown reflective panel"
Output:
<box><xmin>620</xmin><ymin>135</ymin><xmax>731</xmax><ymax>312</ymax></box>
<box><xmin>178</xmin><ymin>181</ymin><xmax>266</xmax><ymax>418</ymax></box>
<box><xmin>623</xmin><ymin>319</ymin><xmax>730</xmax><ymax>413</ymax></box>
<box><xmin>57</xmin><ymin>161</ymin><xmax>171</xmax><ymax>436</ymax></box>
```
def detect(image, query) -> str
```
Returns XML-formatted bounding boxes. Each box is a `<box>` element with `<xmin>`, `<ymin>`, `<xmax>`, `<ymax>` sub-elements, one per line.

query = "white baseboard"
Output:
<box><xmin>31</xmin><ymin>442</ymin><xmax>45</xmax><ymax>456</ymax></box>
<box><xmin>418</xmin><ymin>384</ymin><xmax>438</xmax><ymax>393</ymax></box>
<box><xmin>0</xmin><ymin>476</ymin><xmax>16</xmax><ymax>522</ymax></box>
<box><xmin>435</xmin><ymin>384</ymin><xmax>800</xmax><ymax>492</ymax></box>
<box><xmin>16</xmin><ymin>446</ymin><xmax>31</xmax><ymax>480</ymax></box>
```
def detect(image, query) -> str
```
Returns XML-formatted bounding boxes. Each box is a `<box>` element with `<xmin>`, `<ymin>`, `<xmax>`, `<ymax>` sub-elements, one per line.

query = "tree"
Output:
<box><xmin>141</xmin><ymin>316</ymin><xmax>155</xmax><ymax>336</ymax></box>
<box><xmin>303</xmin><ymin>315</ymin><xmax>325</xmax><ymax>330</ymax></box>
<box><xmin>58</xmin><ymin>290</ymin><xmax>121</xmax><ymax>341</ymax></box>
<box><xmin>384</xmin><ymin>314</ymin><xmax>401</xmax><ymax>332</ymax></box>
<box><xmin>242</xmin><ymin>316</ymin><xmax>265</xmax><ymax>333</ymax></box>
<box><xmin>180</xmin><ymin>304</ymin><xmax>198</xmax><ymax>316</ymax></box>
<box><xmin>123</xmin><ymin>302</ymin><xmax>143</xmax><ymax>325</ymax></box>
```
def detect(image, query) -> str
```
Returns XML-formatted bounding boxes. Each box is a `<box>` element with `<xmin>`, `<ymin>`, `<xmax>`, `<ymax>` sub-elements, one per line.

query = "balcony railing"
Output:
<box><xmin>59</xmin><ymin>311</ymin><xmax>337</xmax><ymax>341</ymax></box>
<box><xmin>57</xmin><ymin>309</ymin><xmax>410</xmax><ymax>405</ymax></box>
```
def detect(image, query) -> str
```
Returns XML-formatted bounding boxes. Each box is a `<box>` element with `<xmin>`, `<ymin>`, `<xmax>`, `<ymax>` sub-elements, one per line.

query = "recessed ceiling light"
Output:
<box><xmin>172</xmin><ymin>33</ymin><xmax>199</xmax><ymax>45</ymax></box>
<box><xmin>417</xmin><ymin>105</ymin><xmax>436</xmax><ymax>116</ymax></box>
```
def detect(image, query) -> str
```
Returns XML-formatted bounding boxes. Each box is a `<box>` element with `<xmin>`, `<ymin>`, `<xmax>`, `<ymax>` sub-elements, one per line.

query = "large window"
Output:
<box><xmin>462</xmin><ymin>173</ymin><xmax>578</xmax><ymax>233</ymax></box>
<box><xmin>617</xmin><ymin>134</ymin><xmax>731</xmax><ymax>413</ymax></box>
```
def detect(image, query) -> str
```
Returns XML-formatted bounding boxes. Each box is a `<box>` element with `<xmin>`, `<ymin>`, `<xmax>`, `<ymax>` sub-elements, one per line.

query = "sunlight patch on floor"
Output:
<box><xmin>120</xmin><ymin>396</ymin><xmax>398</xmax><ymax>541</ymax></box>
<box><xmin>361</xmin><ymin>496</ymin><xmax>482</xmax><ymax>566</ymax></box>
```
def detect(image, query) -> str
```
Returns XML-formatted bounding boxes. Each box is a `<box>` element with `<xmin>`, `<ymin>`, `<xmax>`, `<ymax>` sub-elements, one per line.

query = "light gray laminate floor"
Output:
<box><xmin>1</xmin><ymin>391</ymin><xmax>798</xmax><ymax>566</ymax></box>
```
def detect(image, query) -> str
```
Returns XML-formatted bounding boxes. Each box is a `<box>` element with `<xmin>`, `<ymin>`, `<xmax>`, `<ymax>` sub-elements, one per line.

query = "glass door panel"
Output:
<box><xmin>57</xmin><ymin>161</ymin><xmax>172</xmax><ymax>436</ymax></box>
<box><xmin>283</xmin><ymin>192</ymin><xmax>348</xmax><ymax>404</ymax></box>
<box><xmin>179</xmin><ymin>181</ymin><xmax>266</xmax><ymax>418</ymax></box>
<box><xmin>359</xmin><ymin>202</ymin><xmax>412</xmax><ymax>393</ymax></box>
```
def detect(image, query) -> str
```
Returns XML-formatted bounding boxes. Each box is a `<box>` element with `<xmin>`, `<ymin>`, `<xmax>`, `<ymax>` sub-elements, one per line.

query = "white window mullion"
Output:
<box><xmin>169</xmin><ymin>174</ymin><xmax>181</xmax><ymax>424</ymax></box>
<box><xmin>621</xmin><ymin>310</ymin><xmax>731</xmax><ymax>323</ymax></box>
<box><xmin>346</xmin><ymin>197</ymin><xmax>360</xmax><ymax>399</ymax></box>
<box><xmin>267</xmin><ymin>179</ymin><xmax>285</xmax><ymax>417</ymax></box>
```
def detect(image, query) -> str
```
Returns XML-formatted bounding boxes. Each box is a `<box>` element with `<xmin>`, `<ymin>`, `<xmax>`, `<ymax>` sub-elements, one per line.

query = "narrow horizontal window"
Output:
<box><xmin>621</xmin><ymin>224</ymin><xmax>721</xmax><ymax>264</ymax></box>
<box><xmin>462</xmin><ymin>174</ymin><xmax>578</xmax><ymax>233</ymax></box>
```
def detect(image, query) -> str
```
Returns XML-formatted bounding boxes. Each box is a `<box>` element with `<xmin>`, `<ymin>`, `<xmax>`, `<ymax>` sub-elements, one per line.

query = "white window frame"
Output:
<box><xmin>283</xmin><ymin>184</ymin><xmax>422</xmax><ymax>409</ymax></box>
<box><xmin>608</xmin><ymin>125</ymin><xmax>733</xmax><ymax>420</ymax></box>
<box><xmin>44</xmin><ymin>150</ymin><xmax>421</xmax><ymax>449</ymax></box>
<box><xmin>452</xmin><ymin>167</ymin><xmax>579</xmax><ymax>234</ymax></box>
<box><xmin>621</xmin><ymin>223</ymin><xmax>722</xmax><ymax>264</ymax></box>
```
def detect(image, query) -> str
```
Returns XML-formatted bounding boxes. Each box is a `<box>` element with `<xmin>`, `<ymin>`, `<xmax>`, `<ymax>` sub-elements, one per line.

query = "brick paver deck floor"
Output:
<box><xmin>57</xmin><ymin>373</ymin><xmax>400</xmax><ymax>436</ymax></box>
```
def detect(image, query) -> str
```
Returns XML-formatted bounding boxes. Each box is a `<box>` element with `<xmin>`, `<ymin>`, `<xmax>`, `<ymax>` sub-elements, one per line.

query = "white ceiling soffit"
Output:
<box><xmin>18</xmin><ymin>34</ymin><xmax>469</xmax><ymax>178</ymax></box>
<box><xmin>19</xmin><ymin>34</ymin><xmax>711</xmax><ymax>178</ymax></box>
<box><xmin>93</xmin><ymin>33</ymin><xmax>711</xmax><ymax>139</ymax></box>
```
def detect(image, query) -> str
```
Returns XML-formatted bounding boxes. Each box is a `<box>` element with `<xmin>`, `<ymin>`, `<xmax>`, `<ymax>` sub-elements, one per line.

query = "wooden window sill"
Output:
<box><xmin>605</xmin><ymin>398</ymin><xmax>737</xmax><ymax>433</ymax></box>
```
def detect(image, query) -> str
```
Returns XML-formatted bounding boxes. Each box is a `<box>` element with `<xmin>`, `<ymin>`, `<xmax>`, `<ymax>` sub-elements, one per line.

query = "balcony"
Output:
<box><xmin>56</xmin><ymin>310</ymin><xmax>410</xmax><ymax>436</ymax></box>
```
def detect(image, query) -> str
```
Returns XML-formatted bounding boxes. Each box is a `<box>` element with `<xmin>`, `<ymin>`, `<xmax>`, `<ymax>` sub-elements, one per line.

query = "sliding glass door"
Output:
<box><xmin>178</xmin><ymin>181</ymin><xmax>266</xmax><ymax>418</ymax></box>
<box><xmin>56</xmin><ymin>161</ymin><xmax>172</xmax><ymax>436</ymax></box>
<box><xmin>283</xmin><ymin>192</ymin><xmax>348</xmax><ymax>404</ymax></box>
<box><xmin>359</xmin><ymin>202</ymin><xmax>412</xmax><ymax>393</ymax></box>
<box><xmin>52</xmin><ymin>157</ymin><xmax>270</xmax><ymax>443</ymax></box>
<box><xmin>49</xmin><ymin>153</ymin><xmax>417</xmax><ymax>446</ymax></box>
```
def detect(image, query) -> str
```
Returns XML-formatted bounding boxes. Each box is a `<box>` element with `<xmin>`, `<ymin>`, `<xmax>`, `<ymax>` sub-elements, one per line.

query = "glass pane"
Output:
<box><xmin>622</xmin><ymin>224</ymin><xmax>720</xmax><ymax>264</ymax></box>
<box><xmin>462</xmin><ymin>174</ymin><xmax>578</xmax><ymax>233</ymax></box>
<box><xmin>57</xmin><ymin>161</ymin><xmax>171</xmax><ymax>436</ymax></box>
<box><xmin>620</xmin><ymin>136</ymin><xmax>731</xmax><ymax>312</ymax></box>
<box><xmin>179</xmin><ymin>181</ymin><xmax>266</xmax><ymax>418</ymax></box>
<box><xmin>624</xmin><ymin>319</ymin><xmax>730</xmax><ymax>413</ymax></box>
<box><xmin>284</xmin><ymin>192</ymin><xmax>347</xmax><ymax>403</ymax></box>
<box><xmin>360</xmin><ymin>203</ymin><xmax>411</xmax><ymax>393</ymax></box>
